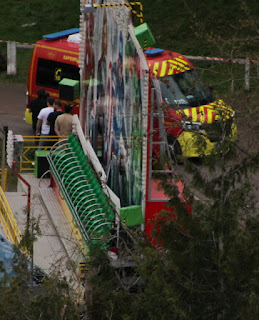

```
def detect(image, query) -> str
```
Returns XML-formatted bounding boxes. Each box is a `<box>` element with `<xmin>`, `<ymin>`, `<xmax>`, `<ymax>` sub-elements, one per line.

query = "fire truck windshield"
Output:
<box><xmin>159</xmin><ymin>69</ymin><xmax>214</xmax><ymax>109</ymax></box>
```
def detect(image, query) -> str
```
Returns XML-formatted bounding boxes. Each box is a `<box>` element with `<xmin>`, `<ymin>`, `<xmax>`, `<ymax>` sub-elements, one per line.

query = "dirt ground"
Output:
<box><xmin>0</xmin><ymin>83</ymin><xmax>32</xmax><ymax>135</ymax></box>
<box><xmin>232</xmin><ymin>94</ymin><xmax>259</xmax><ymax>212</ymax></box>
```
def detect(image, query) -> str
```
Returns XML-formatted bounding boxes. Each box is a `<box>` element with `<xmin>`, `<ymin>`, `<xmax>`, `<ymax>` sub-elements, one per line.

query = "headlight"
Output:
<box><xmin>181</xmin><ymin>121</ymin><xmax>202</xmax><ymax>131</ymax></box>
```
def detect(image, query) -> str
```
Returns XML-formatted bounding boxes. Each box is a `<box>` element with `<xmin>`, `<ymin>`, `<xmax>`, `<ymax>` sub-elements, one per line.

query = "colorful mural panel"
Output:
<box><xmin>80</xmin><ymin>1</ymin><xmax>148</xmax><ymax>207</ymax></box>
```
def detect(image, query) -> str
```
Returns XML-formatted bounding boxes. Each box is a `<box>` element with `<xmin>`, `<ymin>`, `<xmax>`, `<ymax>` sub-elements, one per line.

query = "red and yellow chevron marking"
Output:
<box><xmin>149</xmin><ymin>58</ymin><xmax>191</xmax><ymax>77</ymax></box>
<box><xmin>177</xmin><ymin>106</ymin><xmax>216</xmax><ymax>123</ymax></box>
<box><xmin>176</xmin><ymin>100</ymin><xmax>233</xmax><ymax>123</ymax></box>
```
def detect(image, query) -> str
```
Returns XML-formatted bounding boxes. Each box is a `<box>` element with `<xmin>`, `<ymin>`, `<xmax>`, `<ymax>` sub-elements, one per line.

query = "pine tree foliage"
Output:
<box><xmin>141</xmin><ymin>121</ymin><xmax>258</xmax><ymax>319</ymax></box>
<box><xmin>0</xmin><ymin>273</ymin><xmax>80</xmax><ymax>320</ymax></box>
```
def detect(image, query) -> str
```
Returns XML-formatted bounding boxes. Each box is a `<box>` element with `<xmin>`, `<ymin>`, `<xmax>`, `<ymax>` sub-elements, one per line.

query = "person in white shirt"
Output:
<box><xmin>36</xmin><ymin>96</ymin><xmax>55</xmax><ymax>147</ymax></box>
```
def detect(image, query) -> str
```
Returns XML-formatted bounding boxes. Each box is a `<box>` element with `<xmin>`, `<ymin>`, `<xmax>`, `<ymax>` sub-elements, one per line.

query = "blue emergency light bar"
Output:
<box><xmin>43</xmin><ymin>28</ymin><xmax>80</xmax><ymax>41</ymax></box>
<box><xmin>144</xmin><ymin>48</ymin><xmax>164</xmax><ymax>57</ymax></box>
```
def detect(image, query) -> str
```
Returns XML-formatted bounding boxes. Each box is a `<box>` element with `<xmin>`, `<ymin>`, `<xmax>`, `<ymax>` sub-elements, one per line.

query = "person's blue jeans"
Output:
<box><xmin>38</xmin><ymin>134</ymin><xmax>50</xmax><ymax>148</ymax></box>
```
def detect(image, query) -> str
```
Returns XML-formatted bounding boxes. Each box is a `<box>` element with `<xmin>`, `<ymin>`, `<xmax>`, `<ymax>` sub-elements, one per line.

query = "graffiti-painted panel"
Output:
<box><xmin>80</xmin><ymin>1</ymin><xmax>148</xmax><ymax>207</ymax></box>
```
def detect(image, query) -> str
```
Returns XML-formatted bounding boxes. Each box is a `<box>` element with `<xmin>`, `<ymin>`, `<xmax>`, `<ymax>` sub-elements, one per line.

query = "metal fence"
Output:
<box><xmin>19</xmin><ymin>136</ymin><xmax>66</xmax><ymax>172</ymax></box>
<box><xmin>0</xmin><ymin>168</ymin><xmax>8</xmax><ymax>191</ymax></box>
<box><xmin>0</xmin><ymin>185</ymin><xmax>22</xmax><ymax>246</ymax></box>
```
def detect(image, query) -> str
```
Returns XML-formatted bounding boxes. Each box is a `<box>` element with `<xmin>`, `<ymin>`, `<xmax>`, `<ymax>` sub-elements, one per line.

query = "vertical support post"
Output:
<box><xmin>11</xmin><ymin>163</ymin><xmax>33</xmax><ymax>284</ymax></box>
<box><xmin>77</xmin><ymin>262</ymin><xmax>87</xmax><ymax>303</ymax></box>
<box><xmin>11</xmin><ymin>163</ymin><xmax>31</xmax><ymax>227</ymax></box>
<box><xmin>245</xmin><ymin>57</ymin><xmax>250</xmax><ymax>91</ymax></box>
<box><xmin>0</xmin><ymin>127</ymin><xmax>6</xmax><ymax>189</ymax></box>
<box><xmin>7</xmin><ymin>41</ymin><xmax>17</xmax><ymax>75</ymax></box>
<box><xmin>79</xmin><ymin>10</ymin><xmax>87</xmax><ymax>135</ymax></box>
<box><xmin>4</xmin><ymin>168</ymin><xmax>8</xmax><ymax>191</ymax></box>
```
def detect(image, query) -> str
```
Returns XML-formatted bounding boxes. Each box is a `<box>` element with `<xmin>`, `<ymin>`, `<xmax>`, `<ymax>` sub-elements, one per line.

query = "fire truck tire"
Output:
<box><xmin>167</xmin><ymin>136</ymin><xmax>182</xmax><ymax>162</ymax></box>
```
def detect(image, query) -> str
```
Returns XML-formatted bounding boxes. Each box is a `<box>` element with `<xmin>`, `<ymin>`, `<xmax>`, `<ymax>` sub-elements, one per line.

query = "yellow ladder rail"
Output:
<box><xmin>77</xmin><ymin>262</ymin><xmax>88</xmax><ymax>303</ymax></box>
<box><xmin>0</xmin><ymin>186</ymin><xmax>22</xmax><ymax>246</ymax></box>
<box><xmin>0</xmin><ymin>168</ymin><xmax>8</xmax><ymax>191</ymax></box>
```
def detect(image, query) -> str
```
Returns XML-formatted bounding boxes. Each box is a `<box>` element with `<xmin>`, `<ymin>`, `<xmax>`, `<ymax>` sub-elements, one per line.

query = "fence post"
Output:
<box><xmin>7</xmin><ymin>41</ymin><xmax>16</xmax><ymax>75</ymax></box>
<box><xmin>245</xmin><ymin>57</ymin><xmax>250</xmax><ymax>91</ymax></box>
<box><xmin>0</xmin><ymin>127</ymin><xmax>6</xmax><ymax>190</ymax></box>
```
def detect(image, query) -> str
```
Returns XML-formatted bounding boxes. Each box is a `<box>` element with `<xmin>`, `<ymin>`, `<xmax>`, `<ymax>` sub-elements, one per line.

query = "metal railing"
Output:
<box><xmin>0</xmin><ymin>185</ymin><xmax>22</xmax><ymax>246</ymax></box>
<box><xmin>20</xmin><ymin>136</ymin><xmax>67</xmax><ymax>172</ymax></box>
<box><xmin>0</xmin><ymin>168</ymin><xmax>8</xmax><ymax>191</ymax></box>
<box><xmin>47</xmin><ymin>136</ymin><xmax>115</xmax><ymax>245</ymax></box>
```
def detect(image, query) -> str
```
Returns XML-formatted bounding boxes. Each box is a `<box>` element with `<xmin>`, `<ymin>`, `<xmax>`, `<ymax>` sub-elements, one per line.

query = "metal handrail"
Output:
<box><xmin>65</xmin><ymin>178</ymin><xmax>90</xmax><ymax>194</ymax></box>
<box><xmin>75</xmin><ymin>192</ymin><xmax>97</xmax><ymax>212</ymax></box>
<box><xmin>61</xmin><ymin>168</ymin><xmax>83</xmax><ymax>184</ymax></box>
<box><xmin>0</xmin><ymin>186</ymin><xmax>22</xmax><ymax>245</ymax></box>
<box><xmin>0</xmin><ymin>168</ymin><xmax>8</xmax><ymax>191</ymax></box>
<box><xmin>47</xmin><ymin>134</ymin><xmax>116</xmax><ymax>245</ymax></box>
<box><xmin>59</xmin><ymin>160</ymin><xmax>80</xmax><ymax>177</ymax></box>
<box><xmin>90</xmin><ymin>221</ymin><xmax>113</xmax><ymax>237</ymax></box>
<box><xmin>48</xmin><ymin>157</ymin><xmax>91</xmax><ymax>243</ymax></box>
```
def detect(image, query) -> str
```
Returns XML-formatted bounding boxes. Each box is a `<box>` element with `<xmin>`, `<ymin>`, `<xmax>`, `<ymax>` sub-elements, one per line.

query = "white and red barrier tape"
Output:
<box><xmin>0</xmin><ymin>40</ymin><xmax>35</xmax><ymax>46</ymax></box>
<box><xmin>0</xmin><ymin>39</ymin><xmax>258</xmax><ymax>65</ymax></box>
<box><xmin>185</xmin><ymin>55</ymin><xmax>259</xmax><ymax>66</ymax></box>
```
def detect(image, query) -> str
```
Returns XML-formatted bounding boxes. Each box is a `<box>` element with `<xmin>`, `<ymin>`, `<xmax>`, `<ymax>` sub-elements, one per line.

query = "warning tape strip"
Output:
<box><xmin>0</xmin><ymin>41</ymin><xmax>257</xmax><ymax>65</ymax></box>
<box><xmin>0</xmin><ymin>39</ymin><xmax>35</xmax><ymax>46</ymax></box>
<box><xmin>185</xmin><ymin>55</ymin><xmax>259</xmax><ymax>66</ymax></box>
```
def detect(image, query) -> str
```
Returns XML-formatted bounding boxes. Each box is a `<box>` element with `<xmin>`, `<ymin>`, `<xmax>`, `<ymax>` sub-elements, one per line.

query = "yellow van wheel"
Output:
<box><xmin>167</xmin><ymin>136</ymin><xmax>182</xmax><ymax>163</ymax></box>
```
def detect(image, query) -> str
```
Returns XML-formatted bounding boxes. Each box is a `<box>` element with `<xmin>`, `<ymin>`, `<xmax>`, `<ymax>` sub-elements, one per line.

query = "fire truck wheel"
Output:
<box><xmin>167</xmin><ymin>136</ymin><xmax>182</xmax><ymax>162</ymax></box>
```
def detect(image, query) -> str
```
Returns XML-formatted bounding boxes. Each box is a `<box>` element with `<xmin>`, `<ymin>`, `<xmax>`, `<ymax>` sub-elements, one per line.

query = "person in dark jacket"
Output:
<box><xmin>47</xmin><ymin>100</ymin><xmax>63</xmax><ymax>145</ymax></box>
<box><xmin>29</xmin><ymin>88</ymin><xmax>48</xmax><ymax>134</ymax></box>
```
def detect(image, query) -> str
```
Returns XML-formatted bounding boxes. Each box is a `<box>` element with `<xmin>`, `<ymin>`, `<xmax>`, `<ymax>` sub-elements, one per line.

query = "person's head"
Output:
<box><xmin>64</xmin><ymin>103</ymin><xmax>73</xmax><ymax>114</ymax></box>
<box><xmin>47</xmin><ymin>96</ymin><xmax>55</xmax><ymax>107</ymax></box>
<box><xmin>37</xmin><ymin>88</ymin><xmax>45</xmax><ymax>99</ymax></box>
<box><xmin>54</xmin><ymin>100</ymin><xmax>62</xmax><ymax>110</ymax></box>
